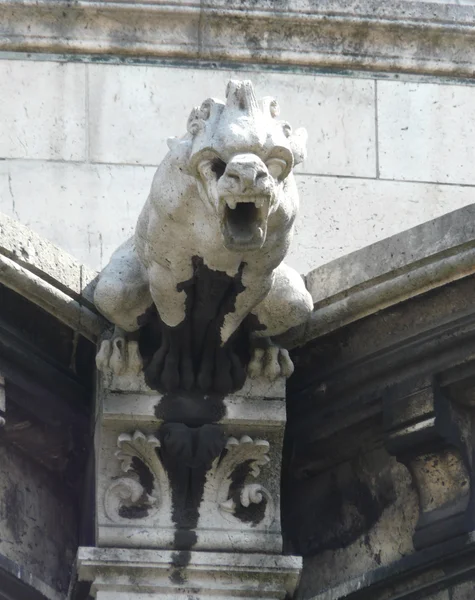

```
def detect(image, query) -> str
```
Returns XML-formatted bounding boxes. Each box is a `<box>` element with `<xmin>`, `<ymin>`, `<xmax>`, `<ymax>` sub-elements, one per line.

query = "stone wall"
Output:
<box><xmin>2</xmin><ymin>57</ymin><xmax>475</xmax><ymax>274</ymax></box>
<box><xmin>0</xmin><ymin>442</ymin><xmax>77</xmax><ymax>598</ymax></box>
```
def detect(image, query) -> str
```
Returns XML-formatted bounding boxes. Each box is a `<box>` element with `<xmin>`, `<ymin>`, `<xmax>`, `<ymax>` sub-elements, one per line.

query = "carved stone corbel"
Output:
<box><xmin>383</xmin><ymin>376</ymin><xmax>473</xmax><ymax>549</ymax></box>
<box><xmin>99</xmin><ymin>418</ymin><xmax>281</xmax><ymax>553</ymax></box>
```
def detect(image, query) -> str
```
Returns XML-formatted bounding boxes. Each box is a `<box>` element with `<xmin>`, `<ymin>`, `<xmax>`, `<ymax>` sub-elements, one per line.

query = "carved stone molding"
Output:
<box><xmin>384</xmin><ymin>376</ymin><xmax>474</xmax><ymax>549</ymax></box>
<box><xmin>2</xmin><ymin>1</ymin><xmax>475</xmax><ymax>77</ymax></box>
<box><xmin>75</xmin><ymin>547</ymin><xmax>302</xmax><ymax>600</ymax></box>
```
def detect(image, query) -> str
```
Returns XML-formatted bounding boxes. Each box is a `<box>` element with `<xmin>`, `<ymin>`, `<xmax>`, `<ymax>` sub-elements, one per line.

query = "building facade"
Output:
<box><xmin>1</xmin><ymin>1</ymin><xmax>475</xmax><ymax>599</ymax></box>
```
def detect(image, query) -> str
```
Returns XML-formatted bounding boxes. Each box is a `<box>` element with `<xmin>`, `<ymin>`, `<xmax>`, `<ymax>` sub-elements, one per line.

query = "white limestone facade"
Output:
<box><xmin>2</xmin><ymin>5</ymin><xmax>475</xmax><ymax>276</ymax></box>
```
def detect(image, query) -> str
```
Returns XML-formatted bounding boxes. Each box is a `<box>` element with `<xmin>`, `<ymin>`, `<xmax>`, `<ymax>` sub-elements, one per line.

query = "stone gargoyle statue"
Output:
<box><xmin>94</xmin><ymin>80</ymin><xmax>313</xmax><ymax>394</ymax></box>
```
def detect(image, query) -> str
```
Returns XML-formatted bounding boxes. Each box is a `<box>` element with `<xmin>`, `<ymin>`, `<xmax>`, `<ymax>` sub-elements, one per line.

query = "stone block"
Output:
<box><xmin>289</xmin><ymin>175</ymin><xmax>475</xmax><ymax>274</ymax></box>
<box><xmin>452</xmin><ymin>581</ymin><xmax>475</xmax><ymax>600</ymax></box>
<box><xmin>88</xmin><ymin>64</ymin><xmax>375</xmax><ymax>177</ymax></box>
<box><xmin>76</xmin><ymin>547</ymin><xmax>301</xmax><ymax>599</ymax></box>
<box><xmin>0</xmin><ymin>160</ymin><xmax>155</xmax><ymax>270</ymax></box>
<box><xmin>0</xmin><ymin>444</ymin><xmax>76</xmax><ymax>596</ymax></box>
<box><xmin>378</xmin><ymin>80</ymin><xmax>475</xmax><ymax>185</ymax></box>
<box><xmin>0</xmin><ymin>60</ymin><xmax>86</xmax><ymax>161</ymax></box>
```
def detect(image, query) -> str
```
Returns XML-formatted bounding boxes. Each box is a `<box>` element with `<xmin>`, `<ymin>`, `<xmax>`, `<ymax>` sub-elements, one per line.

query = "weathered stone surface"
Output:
<box><xmin>75</xmin><ymin>547</ymin><xmax>302</xmax><ymax>599</ymax></box>
<box><xmin>0</xmin><ymin>60</ymin><xmax>86</xmax><ymax>161</ymax></box>
<box><xmin>378</xmin><ymin>80</ymin><xmax>475</xmax><ymax>185</ymax></box>
<box><xmin>88</xmin><ymin>64</ymin><xmax>376</xmax><ymax>177</ymax></box>
<box><xmin>294</xmin><ymin>176</ymin><xmax>475</xmax><ymax>276</ymax></box>
<box><xmin>96</xmin><ymin>376</ymin><xmax>286</xmax><ymax>554</ymax></box>
<box><xmin>2</xmin><ymin>58</ymin><xmax>475</xmax><ymax>277</ymax></box>
<box><xmin>0</xmin><ymin>159</ymin><xmax>155</xmax><ymax>270</ymax></box>
<box><xmin>451</xmin><ymin>581</ymin><xmax>475</xmax><ymax>600</ymax></box>
<box><xmin>0</xmin><ymin>211</ymin><xmax>105</xmax><ymax>342</ymax></box>
<box><xmin>0</xmin><ymin>443</ymin><xmax>77</xmax><ymax>597</ymax></box>
<box><xmin>2</xmin><ymin>1</ymin><xmax>475</xmax><ymax>77</ymax></box>
<box><xmin>283</xmin><ymin>203</ymin><xmax>475</xmax><ymax>348</ymax></box>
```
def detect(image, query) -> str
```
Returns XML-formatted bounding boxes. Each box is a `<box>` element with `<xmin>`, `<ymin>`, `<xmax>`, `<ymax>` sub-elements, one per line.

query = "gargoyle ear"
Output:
<box><xmin>289</xmin><ymin>127</ymin><xmax>307</xmax><ymax>166</ymax></box>
<box><xmin>167</xmin><ymin>136</ymin><xmax>180</xmax><ymax>150</ymax></box>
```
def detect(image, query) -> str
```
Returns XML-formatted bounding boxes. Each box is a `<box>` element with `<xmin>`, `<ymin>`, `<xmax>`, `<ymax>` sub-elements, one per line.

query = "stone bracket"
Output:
<box><xmin>96</xmin><ymin>379</ymin><xmax>286</xmax><ymax>554</ymax></box>
<box><xmin>383</xmin><ymin>376</ymin><xmax>473</xmax><ymax>549</ymax></box>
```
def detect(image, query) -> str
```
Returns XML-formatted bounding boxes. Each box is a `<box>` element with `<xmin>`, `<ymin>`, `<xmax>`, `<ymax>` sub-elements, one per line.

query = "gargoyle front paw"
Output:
<box><xmin>248</xmin><ymin>344</ymin><xmax>294</xmax><ymax>381</ymax></box>
<box><xmin>96</xmin><ymin>330</ymin><xmax>143</xmax><ymax>377</ymax></box>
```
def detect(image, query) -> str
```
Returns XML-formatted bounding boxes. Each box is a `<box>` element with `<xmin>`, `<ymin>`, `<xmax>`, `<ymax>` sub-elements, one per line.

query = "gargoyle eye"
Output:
<box><xmin>210</xmin><ymin>158</ymin><xmax>227</xmax><ymax>180</ymax></box>
<box><xmin>266</xmin><ymin>157</ymin><xmax>287</xmax><ymax>180</ymax></box>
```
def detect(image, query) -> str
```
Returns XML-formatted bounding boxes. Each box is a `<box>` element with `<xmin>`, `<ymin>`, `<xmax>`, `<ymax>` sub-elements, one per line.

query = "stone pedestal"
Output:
<box><xmin>74</xmin><ymin>373</ymin><xmax>301</xmax><ymax>599</ymax></box>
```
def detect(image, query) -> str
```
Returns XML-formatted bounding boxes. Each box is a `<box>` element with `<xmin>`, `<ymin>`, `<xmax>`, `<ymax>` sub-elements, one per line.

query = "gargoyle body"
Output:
<box><xmin>94</xmin><ymin>80</ymin><xmax>313</xmax><ymax>393</ymax></box>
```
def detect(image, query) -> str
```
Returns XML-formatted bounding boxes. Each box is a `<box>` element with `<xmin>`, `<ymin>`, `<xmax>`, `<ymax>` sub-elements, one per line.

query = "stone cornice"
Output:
<box><xmin>1</xmin><ymin>1</ymin><xmax>475</xmax><ymax>77</ymax></box>
<box><xmin>282</xmin><ymin>205</ymin><xmax>475</xmax><ymax>349</ymax></box>
<box><xmin>0</xmin><ymin>213</ymin><xmax>105</xmax><ymax>342</ymax></box>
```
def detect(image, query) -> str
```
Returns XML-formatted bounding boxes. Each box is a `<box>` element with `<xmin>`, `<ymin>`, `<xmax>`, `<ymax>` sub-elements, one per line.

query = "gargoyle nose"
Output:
<box><xmin>225</xmin><ymin>162</ymin><xmax>267</xmax><ymax>193</ymax></box>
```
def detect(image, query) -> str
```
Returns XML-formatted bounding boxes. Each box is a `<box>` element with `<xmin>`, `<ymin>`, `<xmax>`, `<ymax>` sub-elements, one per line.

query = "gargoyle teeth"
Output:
<box><xmin>223</xmin><ymin>195</ymin><xmax>267</xmax><ymax>210</ymax></box>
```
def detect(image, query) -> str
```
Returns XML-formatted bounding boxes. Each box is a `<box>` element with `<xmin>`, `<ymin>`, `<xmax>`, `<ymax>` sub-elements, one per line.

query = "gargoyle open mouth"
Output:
<box><xmin>220</xmin><ymin>195</ymin><xmax>270</xmax><ymax>250</ymax></box>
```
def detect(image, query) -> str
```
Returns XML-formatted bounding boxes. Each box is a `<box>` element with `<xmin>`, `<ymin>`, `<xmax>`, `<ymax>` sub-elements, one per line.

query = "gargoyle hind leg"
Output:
<box><xmin>94</xmin><ymin>238</ymin><xmax>152</xmax><ymax>376</ymax></box>
<box><xmin>248</xmin><ymin>263</ymin><xmax>313</xmax><ymax>381</ymax></box>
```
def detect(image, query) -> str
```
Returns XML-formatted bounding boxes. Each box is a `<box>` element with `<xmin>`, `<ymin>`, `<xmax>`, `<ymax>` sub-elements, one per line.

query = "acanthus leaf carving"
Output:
<box><xmin>104</xmin><ymin>430</ymin><xmax>171</xmax><ymax>523</ymax></box>
<box><xmin>210</xmin><ymin>435</ymin><xmax>275</xmax><ymax>527</ymax></box>
<box><xmin>104</xmin><ymin>477</ymin><xmax>158</xmax><ymax>522</ymax></box>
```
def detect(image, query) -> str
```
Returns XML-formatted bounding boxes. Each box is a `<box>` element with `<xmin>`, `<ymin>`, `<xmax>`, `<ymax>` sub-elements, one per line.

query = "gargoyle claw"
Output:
<box><xmin>248</xmin><ymin>345</ymin><xmax>294</xmax><ymax>381</ymax></box>
<box><xmin>96</xmin><ymin>334</ymin><xmax>143</xmax><ymax>377</ymax></box>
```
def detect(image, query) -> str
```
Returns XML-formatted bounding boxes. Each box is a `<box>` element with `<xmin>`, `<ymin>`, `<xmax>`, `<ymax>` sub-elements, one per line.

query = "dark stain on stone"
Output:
<box><xmin>118</xmin><ymin>458</ymin><xmax>155</xmax><ymax>519</ymax></box>
<box><xmin>228</xmin><ymin>459</ymin><xmax>267</xmax><ymax>525</ymax></box>
<box><xmin>283</xmin><ymin>450</ymin><xmax>396</xmax><ymax>556</ymax></box>
<box><xmin>118</xmin><ymin>502</ymin><xmax>149</xmax><ymax>519</ymax></box>
<box><xmin>139</xmin><ymin>257</ymin><xmax>258</xmax><ymax>394</ymax></box>
<box><xmin>155</xmin><ymin>390</ymin><xmax>226</xmax><ymax>427</ymax></box>
<box><xmin>131</xmin><ymin>456</ymin><xmax>154</xmax><ymax>495</ymax></box>
<box><xmin>158</xmin><ymin>423</ymin><xmax>226</xmax><ymax>583</ymax></box>
<box><xmin>3</xmin><ymin>483</ymin><xmax>25</xmax><ymax>543</ymax></box>
<box><xmin>117</xmin><ymin>460</ymin><xmax>154</xmax><ymax>518</ymax></box>
<box><xmin>170</xmin><ymin>546</ymin><xmax>194</xmax><ymax>585</ymax></box>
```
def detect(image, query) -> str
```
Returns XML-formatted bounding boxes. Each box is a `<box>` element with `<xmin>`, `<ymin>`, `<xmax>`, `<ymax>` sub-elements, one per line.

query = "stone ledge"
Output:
<box><xmin>0</xmin><ymin>552</ymin><xmax>61</xmax><ymax>600</ymax></box>
<box><xmin>102</xmin><ymin>391</ymin><xmax>286</xmax><ymax>427</ymax></box>
<box><xmin>1</xmin><ymin>1</ymin><xmax>475</xmax><ymax>77</ymax></box>
<box><xmin>0</xmin><ymin>212</ymin><xmax>105</xmax><ymax>342</ymax></box>
<box><xmin>285</xmin><ymin>205</ymin><xmax>475</xmax><ymax>348</ymax></box>
<box><xmin>75</xmin><ymin>546</ymin><xmax>302</xmax><ymax>598</ymax></box>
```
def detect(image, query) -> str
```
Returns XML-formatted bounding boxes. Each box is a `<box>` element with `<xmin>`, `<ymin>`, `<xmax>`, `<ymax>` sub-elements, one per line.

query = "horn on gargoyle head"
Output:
<box><xmin>225</xmin><ymin>80</ymin><xmax>260</xmax><ymax>117</ymax></box>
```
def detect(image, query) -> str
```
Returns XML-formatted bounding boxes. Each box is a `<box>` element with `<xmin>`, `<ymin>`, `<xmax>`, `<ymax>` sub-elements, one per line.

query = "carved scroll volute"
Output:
<box><xmin>104</xmin><ymin>431</ymin><xmax>172</xmax><ymax>523</ymax></box>
<box><xmin>383</xmin><ymin>376</ymin><xmax>473</xmax><ymax>549</ymax></box>
<box><xmin>203</xmin><ymin>435</ymin><xmax>276</xmax><ymax>529</ymax></box>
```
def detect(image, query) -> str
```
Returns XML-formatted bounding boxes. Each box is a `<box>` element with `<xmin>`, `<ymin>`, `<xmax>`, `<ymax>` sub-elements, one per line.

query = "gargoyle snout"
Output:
<box><xmin>222</xmin><ymin>154</ymin><xmax>268</xmax><ymax>194</ymax></box>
